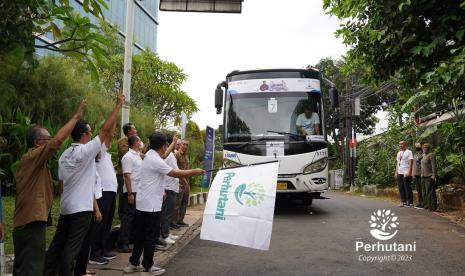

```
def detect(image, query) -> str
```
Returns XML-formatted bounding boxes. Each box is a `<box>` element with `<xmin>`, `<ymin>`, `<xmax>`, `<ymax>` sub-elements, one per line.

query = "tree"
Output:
<box><xmin>100</xmin><ymin>50</ymin><xmax>199</xmax><ymax>128</ymax></box>
<box><xmin>324</xmin><ymin>0</ymin><xmax>465</xmax><ymax>184</ymax></box>
<box><xmin>323</xmin><ymin>0</ymin><xmax>465</xmax><ymax>108</ymax></box>
<box><xmin>1</xmin><ymin>0</ymin><xmax>109</xmax><ymax>77</ymax></box>
<box><xmin>314</xmin><ymin>57</ymin><xmax>394</xmax><ymax>157</ymax></box>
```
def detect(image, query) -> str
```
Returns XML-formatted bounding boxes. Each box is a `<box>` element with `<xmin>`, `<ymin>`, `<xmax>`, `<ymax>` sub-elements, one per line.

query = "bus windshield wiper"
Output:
<box><xmin>236</xmin><ymin>137</ymin><xmax>269</xmax><ymax>149</ymax></box>
<box><xmin>266</xmin><ymin>130</ymin><xmax>302</xmax><ymax>139</ymax></box>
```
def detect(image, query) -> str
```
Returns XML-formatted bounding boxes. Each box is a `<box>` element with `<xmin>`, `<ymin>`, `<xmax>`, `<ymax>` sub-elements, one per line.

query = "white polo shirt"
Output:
<box><xmin>164</xmin><ymin>152</ymin><xmax>180</xmax><ymax>193</ymax></box>
<box><xmin>95</xmin><ymin>171</ymin><xmax>102</xmax><ymax>199</ymax></box>
<box><xmin>137</xmin><ymin>149</ymin><xmax>173</xmax><ymax>212</ymax></box>
<box><xmin>296</xmin><ymin>112</ymin><xmax>320</xmax><ymax>135</ymax></box>
<box><xmin>396</xmin><ymin>149</ymin><xmax>413</xmax><ymax>175</ymax></box>
<box><xmin>121</xmin><ymin>148</ymin><xmax>142</xmax><ymax>193</ymax></box>
<box><xmin>96</xmin><ymin>146</ymin><xmax>117</xmax><ymax>193</ymax></box>
<box><xmin>58</xmin><ymin>136</ymin><xmax>102</xmax><ymax>215</ymax></box>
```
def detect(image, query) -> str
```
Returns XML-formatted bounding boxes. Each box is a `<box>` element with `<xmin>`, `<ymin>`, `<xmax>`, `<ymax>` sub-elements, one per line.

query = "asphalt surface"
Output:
<box><xmin>164</xmin><ymin>191</ymin><xmax>465</xmax><ymax>276</ymax></box>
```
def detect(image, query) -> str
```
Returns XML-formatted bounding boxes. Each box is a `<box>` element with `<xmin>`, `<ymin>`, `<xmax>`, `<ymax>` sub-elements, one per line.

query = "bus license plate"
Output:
<box><xmin>277</xmin><ymin>182</ymin><xmax>287</xmax><ymax>190</ymax></box>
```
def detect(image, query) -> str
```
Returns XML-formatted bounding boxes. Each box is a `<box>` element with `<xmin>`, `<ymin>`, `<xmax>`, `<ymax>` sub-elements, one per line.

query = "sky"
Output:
<box><xmin>157</xmin><ymin>0</ymin><xmax>349</xmax><ymax>130</ymax></box>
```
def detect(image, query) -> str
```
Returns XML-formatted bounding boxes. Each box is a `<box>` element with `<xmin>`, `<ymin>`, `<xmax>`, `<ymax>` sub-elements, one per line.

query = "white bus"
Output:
<box><xmin>214</xmin><ymin>68</ymin><xmax>338</xmax><ymax>205</ymax></box>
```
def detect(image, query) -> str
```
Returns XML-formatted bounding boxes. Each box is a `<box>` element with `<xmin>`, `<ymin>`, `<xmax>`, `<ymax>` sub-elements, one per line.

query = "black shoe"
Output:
<box><xmin>170</xmin><ymin>223</ymin><xmax>180</xmax><ymax>230</ymax></box>
<box><xmin>103</xmin><ymin>250</ymin><xmax>117</xmax><ymax>260</ymax></box>
<box><xmin>88</xmin><ymin>257</ymin><xmax>109</xmax><ymax>265</ymax></box>
<box><xmin>116</xmin><ymin>244</ymin><xmax>131</xmax><ymax>253</ymax></box>
<box><xmin>414</xmin><ymin>204</ymin><xmax>424</xmax><ymax>209</ymax></box>
<box><xmin>156</xmin><ymin>238</ymin><xmax>167</xmax><ymax>246</ymax></box>
<box><xmin>177</xmin><ymin>221</ymin><xmax>189</xmax><ymax>227</ymax></box>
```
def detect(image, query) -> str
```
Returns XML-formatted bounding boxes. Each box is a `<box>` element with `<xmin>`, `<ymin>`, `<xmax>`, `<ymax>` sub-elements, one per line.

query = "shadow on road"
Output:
<box><xmin>274</xmin><ymin>196</ymin><xmax>331</xmax><ymax>217</ymax></box>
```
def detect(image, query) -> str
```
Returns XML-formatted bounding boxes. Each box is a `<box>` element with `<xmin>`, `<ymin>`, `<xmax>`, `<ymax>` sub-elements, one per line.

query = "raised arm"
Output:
<box><xmin>54</xmin><ymin>100</ymin><xmax>87</xmax><ymax>144</ymax></box>
<box><xmin>99</xmin><ymin>92</ymin><xmax>125</xmax><ymax>143</ymax></box>
<box><xmin>161</xmin><ymin>134</ymin><xmax>179</xmax><ymax>159</ymax></box>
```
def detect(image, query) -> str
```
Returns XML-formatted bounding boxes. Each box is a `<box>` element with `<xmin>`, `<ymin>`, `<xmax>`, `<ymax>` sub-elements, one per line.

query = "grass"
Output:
<box><xmin>190</xmin><ymin>185</ymin><xmax>209</xmax><ymax>195</ymax></box>
<box><xmin>1</xmin><ymin>196</ymin><xmax>61</xmax><ymax>255</ymax></box>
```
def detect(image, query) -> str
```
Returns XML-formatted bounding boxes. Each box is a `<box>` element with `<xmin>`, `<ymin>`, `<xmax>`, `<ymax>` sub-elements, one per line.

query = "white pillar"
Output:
<box><xmin>121</xmin><ymin>0</ymin><xmax>135</xmax><ymax>135</ymax></box>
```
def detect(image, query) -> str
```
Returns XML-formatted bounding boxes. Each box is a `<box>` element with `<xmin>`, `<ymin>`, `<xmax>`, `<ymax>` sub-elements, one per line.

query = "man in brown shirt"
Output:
<box><xmin>421</xmin><ymin>143</ymin><xmax>437</xmax><ymax>211</ymax></box>
<box><xmin>173</xmin><ymin>139</ymin><xmax>190</xmax><ymax>226</ymax></box>
<box><xmin>13</xmin><ymin>101</ymin><xmax>86</xmax><ymax>276</ymax></box>
<box><xmin>412</xmin><ymin>142</ymin><xmax>425</xmax><ymax>209</ymax></box>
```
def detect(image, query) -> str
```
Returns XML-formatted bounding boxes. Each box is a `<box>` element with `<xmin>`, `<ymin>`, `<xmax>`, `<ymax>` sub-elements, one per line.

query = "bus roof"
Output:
<box><xmin>226</xmin><ymin>68</ymin><xmax>320</xmax><ymax>78</ymax></box>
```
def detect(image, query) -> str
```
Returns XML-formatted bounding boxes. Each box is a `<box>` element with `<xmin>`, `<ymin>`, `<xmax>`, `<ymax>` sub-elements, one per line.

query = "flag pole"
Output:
<box><xmin>205</xmin><ymin>160</ymin><xmax>279</xmax><ymax>173</ymax></box>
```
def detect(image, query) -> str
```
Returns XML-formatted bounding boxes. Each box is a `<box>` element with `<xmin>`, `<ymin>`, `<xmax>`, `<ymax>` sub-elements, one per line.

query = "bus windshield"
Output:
<box><xmin>225</xmin><ymin>91</ymin><xmax>323</xmax><ymax>142</ymax></box>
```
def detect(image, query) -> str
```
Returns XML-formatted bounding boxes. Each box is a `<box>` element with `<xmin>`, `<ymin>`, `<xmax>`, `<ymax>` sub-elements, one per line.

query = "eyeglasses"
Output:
<box><xmin>38</xmin><ymin>137</ymin><xmax>51</xmax><ymax>141</ymax></box>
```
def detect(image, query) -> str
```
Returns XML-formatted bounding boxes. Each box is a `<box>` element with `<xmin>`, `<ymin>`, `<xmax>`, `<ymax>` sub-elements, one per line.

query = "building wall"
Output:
<box><xmin>37</xmin><ymin>0</ymin><xmax>159</xmax><ymax>54</ymax></box>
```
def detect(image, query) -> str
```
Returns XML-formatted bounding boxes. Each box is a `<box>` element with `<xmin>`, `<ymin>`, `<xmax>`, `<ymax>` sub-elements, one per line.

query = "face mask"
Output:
<box><xmin>422</xmin><ymin>148</ymin><xmax>429</xmax><ymax>154</ymax></box>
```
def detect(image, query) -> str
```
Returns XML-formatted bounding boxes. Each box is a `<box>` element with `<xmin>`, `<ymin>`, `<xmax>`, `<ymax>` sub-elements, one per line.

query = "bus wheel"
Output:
<box><xmin>302</xmin><ymin>198</ymin><xmax>313</xmax><ymax>206</ymax></box>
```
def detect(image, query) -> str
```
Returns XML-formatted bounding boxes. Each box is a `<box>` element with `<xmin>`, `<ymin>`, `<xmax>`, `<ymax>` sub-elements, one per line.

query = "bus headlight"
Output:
<box><xmin>303</xmin><ymin>158</ymin><xmax>327</xmax><ymax>174</ymax></box>
<box><xmin>223</xmin><ymin>159</ymin><xmax>241</xmax><ymax>168</ymax></box>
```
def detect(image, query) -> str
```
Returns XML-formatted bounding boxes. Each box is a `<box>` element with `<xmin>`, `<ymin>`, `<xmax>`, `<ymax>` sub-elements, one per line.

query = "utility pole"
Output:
<box><xmin>121</xmin><ymin>0</ymin><xmax>135</xmax><ymax>136</ymax></box>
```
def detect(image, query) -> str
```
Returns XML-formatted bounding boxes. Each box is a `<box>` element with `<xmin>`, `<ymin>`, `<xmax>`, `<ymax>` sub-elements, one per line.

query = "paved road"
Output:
<box><xmin>164</xmin><ymin>192</ymin><xmax>465</xmax><ymax>276</ymax></box>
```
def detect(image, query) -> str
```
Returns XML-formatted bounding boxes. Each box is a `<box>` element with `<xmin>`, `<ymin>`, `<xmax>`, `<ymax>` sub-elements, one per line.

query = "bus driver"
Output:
<box><xmin>296</xmin><ymin>105</ymin><xmax>321</xmax><ymax>136</ymax></box>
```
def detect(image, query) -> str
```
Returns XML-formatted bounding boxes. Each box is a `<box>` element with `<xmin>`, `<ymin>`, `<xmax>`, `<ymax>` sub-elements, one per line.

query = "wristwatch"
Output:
<box><xmin>128</xmin><ymin>192</ymin><xmax>134</xmax><ymax>196</ymax></box>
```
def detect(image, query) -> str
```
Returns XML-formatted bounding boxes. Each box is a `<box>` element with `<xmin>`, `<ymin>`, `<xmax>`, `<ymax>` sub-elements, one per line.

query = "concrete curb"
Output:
<box><xmin>188</xmin><ymin>192</ymin><xmax>208</xmax><ymax>206</ymax></box>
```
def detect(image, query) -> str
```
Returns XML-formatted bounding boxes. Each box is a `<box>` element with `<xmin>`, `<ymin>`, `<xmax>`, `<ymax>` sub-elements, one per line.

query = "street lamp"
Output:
<box><xmin>160</xmin><ymin>0</ymin><xmax>244</xmax><ymax>13</ymax></box>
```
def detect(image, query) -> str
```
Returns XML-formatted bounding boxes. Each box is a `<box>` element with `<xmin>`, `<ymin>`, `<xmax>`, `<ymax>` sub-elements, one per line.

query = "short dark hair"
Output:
<box><xmin>128</xmin><ymin>135</ymin><xmax>140</xmax><ymax>148</ymax></box>
<box><xmin>149</xmin><ymin>132</ymin><xmax>167</xmax><ymax>150</ymax></box>
<box><xmin>122</xmin><ymin>123</ymin><xmax>134</xmax><ymax>136</ymax></box>
<box><xmin>166</xmin><ymin>134</ymin><xmax>173</xmax><ymax>145</ymax></box>
<box><xmin>71</xmin><ymin>120</ymin><xmax>89</xmax><ymax>141</ymax></box>
<box><xmin>26</xmin><ymin>126</ymin><xmax>45</xmax><ymax>148</ymax></box>
<box><xmin>304</xmin><ymin>105</ymin><xmax>313</xmax><ymax>111</ymax></box>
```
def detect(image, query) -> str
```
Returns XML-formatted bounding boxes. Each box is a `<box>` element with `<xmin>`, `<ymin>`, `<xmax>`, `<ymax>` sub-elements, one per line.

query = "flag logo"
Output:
<box><xmin>234</xmin><ymin>183</ymin><xmax>265</xmax><ymax>207</ymax></box>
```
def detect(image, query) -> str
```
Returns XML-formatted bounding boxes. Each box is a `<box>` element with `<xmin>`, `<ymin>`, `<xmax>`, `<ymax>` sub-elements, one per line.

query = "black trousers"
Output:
<box><xmin>118</xmin><ymin>192</ymin><xmax>136</xmax><ymax>245</ymax></box>
<box><xmin>117</xmin><ymin>174</ymin><xmax>124</xmax><ymax>219</ymax></box>
<box><xmin>13</xmin><ymin>221</ymin><xmax>46</xmax><ymax>276</ymax></box>
<box><xmin>161</xmin><ymin>190</ymin><xmax>177</xmax><ymax>238</ymax></box>
<box><xmin>75</xmin><ymin>213</ymin><xmax>96</xmax><ymax>276</ymax></box>
<box><xmin>397</xmin><ymin>174</ymin><xmax>413</xmax><ymax>205</ymax></box>
<box><xmin>129</xmin><ymin>210</ymin><xmax>161</xmax><ymax>271</ymax></box>
<box><xmin>91</xmin><ymin>191</ymin><xmax>116</xmax><ymax>258</ymax></box>
<box><xmin>44</xmin><ymin>211</ymin><xmax>93</xmax><ymax>276</ymax></box>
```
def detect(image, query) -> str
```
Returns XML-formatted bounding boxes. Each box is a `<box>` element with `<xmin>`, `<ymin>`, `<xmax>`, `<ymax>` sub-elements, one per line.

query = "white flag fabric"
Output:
<box><xmin>200</xmin><ymin>161</ymin><xmax>279</xmax><ymax>250</ymax></box>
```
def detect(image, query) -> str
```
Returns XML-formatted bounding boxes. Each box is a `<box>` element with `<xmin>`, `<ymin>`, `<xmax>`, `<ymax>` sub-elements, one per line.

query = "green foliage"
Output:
<box><xmin>1</xmin><ymin>0</ymin><xmax>109</xmax><ymax>78</ymax></box>
<box><xmin>325</xmin><ymin>0</ymin><xmax>465</xmax><ymax>186</ymax></box>
<box><xmin>99</xmin><ymin>50</ymin><xmax>198</xmax><ymax>128</ymax></box>
<box><xmin>0</xmin><ymin>56</ymin><xmax>155</xmax><ymax>193</ymax></box>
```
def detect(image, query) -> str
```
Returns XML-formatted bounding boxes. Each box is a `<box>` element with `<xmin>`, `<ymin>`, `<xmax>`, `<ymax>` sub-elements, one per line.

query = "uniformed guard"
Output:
<box><xmin>421</xmin><ymin>143</ymin><xmax>437</xmax><ymax>211</ymax></box>
<box><xmin>412</xmin><ymin>142</ymin><xmax>425</xmax><ymax>209</ymax></box>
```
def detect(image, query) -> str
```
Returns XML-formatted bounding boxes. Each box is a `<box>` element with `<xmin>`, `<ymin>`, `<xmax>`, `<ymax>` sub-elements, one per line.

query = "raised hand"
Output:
<box><xmin>116</xmin><ymin>91</ymin><xmax>126</xmax><ymax>106</ymax></box>
<box><xmin>75</xmin><ymin>100</ymin><xmax>87</xmax><ymax>118</ymax></box>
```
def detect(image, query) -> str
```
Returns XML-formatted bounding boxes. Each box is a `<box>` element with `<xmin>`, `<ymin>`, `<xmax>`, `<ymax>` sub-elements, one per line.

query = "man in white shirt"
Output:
<box><xmin>44</xmin><ymin>93</ymin><xmax>124</xmax><ymax>276</ymax></box>
<box><xmin>395</xmin><ymin>140</ymin><xmax>414</xmax><ymax>207</ymax></box>
<box><xmin>90</xmin><ymin>129</ymin><xmax>118</xmax><ymax>263</ymax></box>
<box><xmin>118</xmin><ymin>135</ymin><xmax>143</xmax><ymax>252</ymax></box>
<box><xmin>123</xmin><ymin>133</ymin><xmax>204</xmax><ymax>275</ymax></box>
<box><xmin>296</xmin><ymin>106</ymin><xmax>321</xmax><ymax>135</ymax></box>
<box><xmin>160</xmin><ymin>134</ymin><xmax>180</xmax><ymax>244</ymax></box>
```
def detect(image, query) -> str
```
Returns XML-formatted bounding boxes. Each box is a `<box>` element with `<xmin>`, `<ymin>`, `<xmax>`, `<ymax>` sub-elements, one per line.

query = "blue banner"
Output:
<box><xmin>201</xmin><ymin>126</ymin><xmax>215</xmax><ymax>188</ymax></box>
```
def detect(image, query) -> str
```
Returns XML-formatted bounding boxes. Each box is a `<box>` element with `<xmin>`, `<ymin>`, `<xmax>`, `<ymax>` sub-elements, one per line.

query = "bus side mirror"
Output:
<box><xmin>329</xmin><ymin>87</ymin><xmax>339</xmax><ymax>108</ymax></box>
<box><xmin>215</xmin><ymin>86</ymin><xmax>224</xmax><ymax>114</ymax></box>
